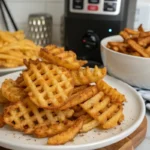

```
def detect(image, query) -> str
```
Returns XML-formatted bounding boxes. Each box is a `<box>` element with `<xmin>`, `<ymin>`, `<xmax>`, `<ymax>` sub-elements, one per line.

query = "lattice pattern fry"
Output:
<box><xmin>4</xmin><ymin>98</ymin><xmax>74</xmax><ymax>134</ymax></box>
<box><xmin>40</xmin><ymin>45</ymin><xmax>87</xmax><ymax>70</ymax></box>
<box><xmin>80</xmin><ymin>92</ymin><xmax>123</xmax><ymax>127</ymax></box>
<box><xmin>23</xmin><ymin>61</ymin><xmax>74</xmax><ymax>109</ymax></box>
<box><xmin>97</xmin><ymin>80</ymin><xmax>126</xmax><ymax>103</ymax></box>
<box><xmin>1</xmin><ymin>79</ymin><xmax>27</xmax><ymax>103</ymax></box>
<box><xmin>71</xmin><ymin>66</ymin><xmax>106</xmax><ymax>86</ymax></box>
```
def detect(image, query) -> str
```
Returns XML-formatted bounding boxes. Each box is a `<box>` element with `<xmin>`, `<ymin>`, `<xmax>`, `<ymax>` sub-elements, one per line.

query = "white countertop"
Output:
<box><xmin>136</xmin><ymin>110</ymin><xmax>150</xmax><ymax>150</ymax></box>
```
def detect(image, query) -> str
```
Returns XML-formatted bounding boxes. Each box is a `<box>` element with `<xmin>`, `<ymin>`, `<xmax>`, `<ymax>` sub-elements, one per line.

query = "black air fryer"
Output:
<box><xmin>64</xmin><ymin>0</ymin><xmax>137</xmax><ymax>67</ymax></box>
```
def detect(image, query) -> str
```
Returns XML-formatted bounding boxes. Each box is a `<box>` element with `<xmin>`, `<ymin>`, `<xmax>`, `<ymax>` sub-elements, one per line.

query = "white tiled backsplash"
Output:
<box><xmin>0</xmin><ymin>0</ymin><xmax>64</xmax><ymax>45</ymax></box>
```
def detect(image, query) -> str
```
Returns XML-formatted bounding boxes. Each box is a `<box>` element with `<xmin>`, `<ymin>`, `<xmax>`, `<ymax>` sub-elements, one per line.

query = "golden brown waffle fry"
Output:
<box><xmin>0</xmin><ymin>114</ymin><xmax>5</xmax><ymax>128</ymax></box>
<box><xmin>101</xmin><ymin>109</ymin><xmax>124</xmax><ymax>129</ymax></box>
<box><xmin>0</xmin><ymin>88</ymin><xmax>8</xmax><ymax>104</ymax></box>
<box><xmin>4</xmin><ymin>98</ymin><xmax>74</xmax><ymax>134</ymax></box>
<box><xmin>97</xmin><ymin>80</ymin><xmax>126</xmax><ymax>103</ymax></box>
<box><xmin>128</xmin><ymin>39</ymin><xmax>149</xmax><ymax>57</ymax></box>
<box><xmin>34</xmin><ymin>119</ymin><xmax>75</xmax><ymax>138</ymax></box>
<box><xmin>1</xmin><ymin>79</ymin><xmax>27</xmax><ymax>103</ymax></box>
<box><xmin>80</xmin><ymin>93</ymin><xmax>124</xmax><ymax>127</ymax></box>
<box><xmin>60</xmin><ymin>85</ymin><xmax>98</xmax><ymax>110</ymax></box>
<box><xmin>47</xmin><ymin>118</ymin><xmax>83</xmax><ymax>145</ymax></box>
<box><xmin>80</xmin><ymin>114</ymin><xmax>99</xmax><ymax>132</ymax></box>
<box><xmin>71</xmin><ymin>66</ymin><xmax>106</xmax><ymax>86</ymax></box>
<box><xmin>23</xmin><ymin>61</ymin><xmax>74</xmax><ymax>109</ymax></box>
<box><xmin>40</xmin><ymin>46</ymin><xmax>87</xmax><ymax>70</ymax></box>
<box><xmin>72</xmin><ymin>85</ymin><xmax>88</xmax><ymax>94</ymax></box>
<box><xmin>72</xmin><ymin>105</ymin><xmax>87</xmax><ymax>118</ymax></box>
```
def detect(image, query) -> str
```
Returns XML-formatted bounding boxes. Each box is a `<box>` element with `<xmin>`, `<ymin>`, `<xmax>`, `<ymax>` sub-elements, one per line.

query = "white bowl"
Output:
<box><xmin>0</xmin><ymin>66</ymin><xmax>26</xmax><ymax>76</ymax></box>
<box><xmin>101</xmin><ymin>35</ymin><xmax>150</xmax><ymax>89</ymax></box>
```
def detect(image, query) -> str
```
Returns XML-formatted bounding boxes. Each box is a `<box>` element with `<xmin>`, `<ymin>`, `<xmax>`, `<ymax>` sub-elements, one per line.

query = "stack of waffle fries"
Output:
<box><xmin>107</xmin><ymin>24</ymin><xmax>150</xmax><ymax>57</ymax></box>
<box><xmin>0</xmin><ymin>30</ymin><xmax>40</xmax><ymax>68</ymax></box>
<box><xmin>0</xmin><ymin>45</ymin><xmax>126</xmax><ymax>145</ymax></box>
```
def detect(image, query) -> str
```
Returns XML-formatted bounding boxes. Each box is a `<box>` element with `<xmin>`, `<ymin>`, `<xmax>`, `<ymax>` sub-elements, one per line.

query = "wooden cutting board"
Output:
<box><xmin>0</xmin><ymin>116</ymin><xmax>147</xmax><ymax>150</ymax></box>
<box><xmin>98</xmin><ymin>116</ymin><xmax>147</xmax><ymax>150</ymax></box>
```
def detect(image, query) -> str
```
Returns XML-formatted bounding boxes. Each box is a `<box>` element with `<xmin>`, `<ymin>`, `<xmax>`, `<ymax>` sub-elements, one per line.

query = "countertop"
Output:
<box><xmin>136</xmin><ymin>110</ymin><xmax>150</xmax><ymax>150</ymax></box>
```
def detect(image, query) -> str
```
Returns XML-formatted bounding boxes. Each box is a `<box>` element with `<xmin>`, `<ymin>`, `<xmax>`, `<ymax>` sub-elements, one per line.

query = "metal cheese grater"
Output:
<box><xmin>27</xmin><ymin>14</ymin><xmax>52</xmax><ymax>46</ymax></box>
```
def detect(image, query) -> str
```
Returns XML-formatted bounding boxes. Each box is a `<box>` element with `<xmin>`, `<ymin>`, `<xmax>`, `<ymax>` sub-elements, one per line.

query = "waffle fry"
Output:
<box><xmin>80</xmin><ymin>114</ymin><xmax>99</xmax><ymax>132</ymax></box>
<box><xmin>40</xmin><ymin>46</ymin><xmax>87</xmax><ymax>70</ymax></box>
<box><xmin>0</xmin><ymin>114</ymin><xmax>5</xmax><ymax>128</ymax></box>
<box><xmin>4</xmin><ymin>98</ymin><xmax>74</xmax><ymax>134</ymax></box>
<box><xmin>97</xmin><ymin>80</ymin><xmax>126</xmax><ymax>103</ymax></box>
<box><xmin>23</xmin><ymin>61</ymin><xmax>74</xmax><ymax>109</ymax></box>
<box><xmin>34</xmin><ymin>119</ymin><xmax>75</xmax><ymax>138</ymax></box>
<box><xmin>80</xmin><ymin>92</ymin><xmax>123</xmax><ymax>127</ymax></box>
<box><xmin>0</xmin><ymin>88</ymin><xmax>8</xmax><ymax>104</ymax></box>
<box><xmin>1</xmin><ymin>79</ymin><xmax>27</xmax><ymax>103</ymax></box>
<box><xmin>47</xmin><ymin>118</ymin><xmax>83</xmax><ymax>145</ymax></box>
<box><xmin>101</xmin><ymin>109</ymin><xmax>124</xmax><ymax>129</ymax></box>
<box><xmin>71</xmin><ymin>66</ymin><xmax>106</xmax><ymax>86</ymax></box>
<box><xmin>60</xmin><ymin>85</ymin><xmax>98</xmax><ymax>110</ymax></box>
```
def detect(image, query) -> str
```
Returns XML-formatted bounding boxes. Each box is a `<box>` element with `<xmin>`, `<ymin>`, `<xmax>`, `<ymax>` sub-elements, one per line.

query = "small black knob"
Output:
<box><xmin>82</xmin><ymin>30</ymin><xmax>100</xmax><ymax>49</ymax></box>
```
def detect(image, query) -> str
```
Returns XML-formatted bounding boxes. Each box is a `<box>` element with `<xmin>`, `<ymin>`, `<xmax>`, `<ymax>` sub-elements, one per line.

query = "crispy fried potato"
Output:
<box><xmin>34</xmin><ymin>120</ymin><xmax>75</xmax><ymax>138</ymax></box>
<box><xmin>40</xmin><ymin>46</ymin><xmax>87</xmax><ymax>70</ymax></box>
<box><xmin>4</xmin><ymin>97</ymin><xmax>74</xmax><ymax>134</ymax></box>
<box><xmin>119</xmin><ymin>31</ymin><xmax>130</xmax><ymax>40</ymax></box>
<box><xmin>128</xmin><ymin>39</ymin><xmax>149</xmax><ymax>57</ymax></box>
<box><xmin>124</xmin><ymin>28</ymin><xmax>139</xmax><ymax>35</ymax></box>
<box><xmin>80</xmin><ymin>93</ymin><xmax>124</xmax><ymax>128</ymax></box>
<box><xmin>0</xmin><ymin>114</ymin><xmax>5</xmax><ymax>128</ymax></box>
<box><xmin>0</xmin><ymin>88</ymin><xmax>8</xmax><ymax>104</ymax></box>
<box><xmin>47</xmin><ymin>118</ymin><xmax>83</xmax><ymax>145</ymax></box>
<box><xmin>60</xmin><ymin>85</ymin><xmax>98</xmax><ymax>110</ymax></box>
<box><xmin>108</xmin><ymin>25</ymin><xmax>150</xmax><ymax>58</ymax></box>
<box><xmin>138</xmin><ymin>24</ymin><xmax>144</xmax><ymax>32</ymax></box>
<box><xmin>71</xmin><ymin>66</ymin><xmax>106</xmax><ymax>86</ymax></box>
<box><xmin>23</xmin><ymin>61</ymin><xmax>74</xmax><ymax>109</ymax></box>
<box><xmin>97</xmin><ymin>80</ymin><xmax>126</xmax><ymax>103</ymax></box>
<box><xmin>1</xmin><ymin>79</ymin><xmax>27</xmax><ymax>103</ymax></box>
<box><xmin>80</xmin><ymin>114</ymin><xmax>99</xmax><ymax>132</ymax></box>
<box><xmin>138</xmin><ymin>36</ymin><xmax>150</xmax><ymax>47</ymax></box>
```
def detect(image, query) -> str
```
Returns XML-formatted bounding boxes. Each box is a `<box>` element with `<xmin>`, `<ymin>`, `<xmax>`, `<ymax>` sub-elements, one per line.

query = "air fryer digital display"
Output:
<box><xmin>70</xmin><ymin>0</ymin><xmax>121</xmax><ymax>15</ymax></box>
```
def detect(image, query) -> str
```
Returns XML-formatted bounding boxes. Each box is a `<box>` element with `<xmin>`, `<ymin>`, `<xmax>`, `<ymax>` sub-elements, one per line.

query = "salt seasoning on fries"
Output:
<box><xmin>107</xmin><ymin>24</ymin><xmax>150</xmax><ymax>57</ymax></box>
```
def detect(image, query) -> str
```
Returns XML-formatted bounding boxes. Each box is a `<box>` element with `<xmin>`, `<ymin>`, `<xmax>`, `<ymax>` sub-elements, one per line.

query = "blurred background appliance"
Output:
<box><xmin>27</xmin><ymin>14</ymin><xmax>52</xmax><ymax>46</ymax></box>
<box><xmin>64</xmin><ymin>0</ymin><xmax>137</xmax><ymax>67</ymax></box>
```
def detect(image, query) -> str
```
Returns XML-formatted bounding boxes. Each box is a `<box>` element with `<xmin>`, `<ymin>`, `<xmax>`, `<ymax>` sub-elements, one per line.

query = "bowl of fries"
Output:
<box><xmin>101</xmin><ymin>25</ymin><xmax>150</xmax><ymax>89</ymax></box>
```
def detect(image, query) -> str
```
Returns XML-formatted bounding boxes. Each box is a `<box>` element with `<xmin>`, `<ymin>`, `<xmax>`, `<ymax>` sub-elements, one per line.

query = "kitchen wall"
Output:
<box><xmin>0</xmin><ymin>0</ymin><xmax>147</xmax><ymax>45</ymax></box>
<box><xmin>0</xmin><ymin>0</ymin><xmax>64</xmax><ymax>45</ymax></box>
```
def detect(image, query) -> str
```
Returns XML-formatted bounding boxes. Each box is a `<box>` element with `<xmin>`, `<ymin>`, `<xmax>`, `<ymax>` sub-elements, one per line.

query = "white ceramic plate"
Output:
<box><xmin>0</xmin><ymin>72</ymin><xmax>145</xmax><ymax>150</ymax></box>
<box><xmin>0</xmin><ymin>66</ymin><xmax>26</xmax><ymax>76</ymax></box>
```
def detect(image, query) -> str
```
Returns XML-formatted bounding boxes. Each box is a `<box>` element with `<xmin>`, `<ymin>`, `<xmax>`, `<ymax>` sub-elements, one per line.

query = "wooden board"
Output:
<box><xmin>98</xmin><ymin>116</ymin><xmax>147</xmax><ymax>150</ymax></box>
<box><xmin>0</xmin><ymin>117</ymin><xmax>147</xmax><ymax>150</ymax></box>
